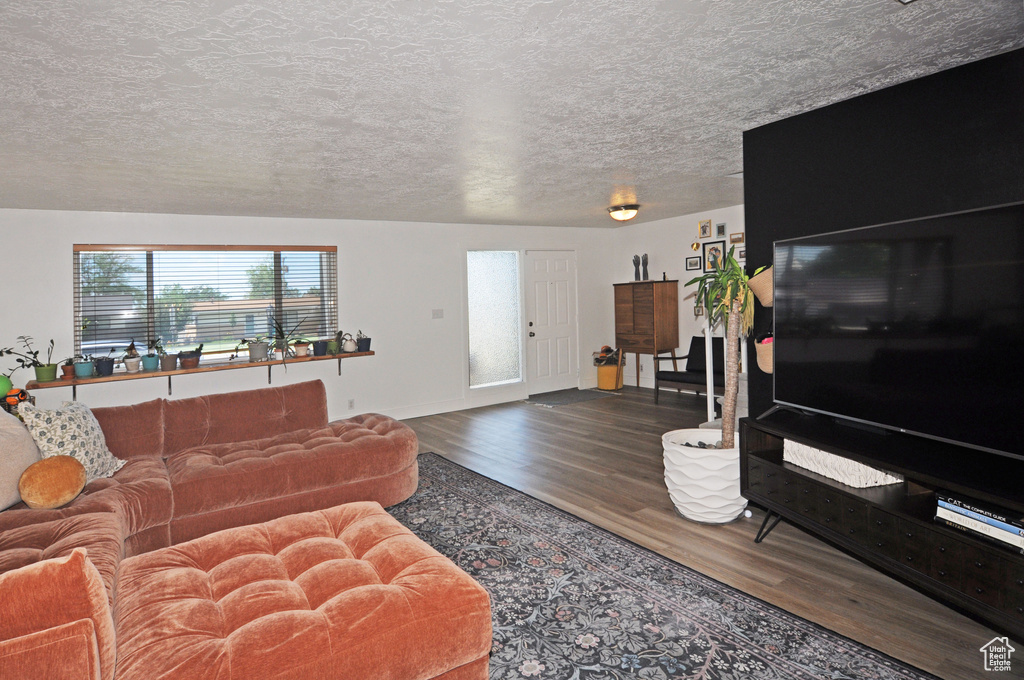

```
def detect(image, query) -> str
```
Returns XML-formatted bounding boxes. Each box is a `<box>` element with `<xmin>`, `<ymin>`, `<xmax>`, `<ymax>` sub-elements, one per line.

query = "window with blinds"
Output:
<box><xmin>73</xmin><ymin>246</ymin><xmax>338</xmax><ymax>358</ymax></box>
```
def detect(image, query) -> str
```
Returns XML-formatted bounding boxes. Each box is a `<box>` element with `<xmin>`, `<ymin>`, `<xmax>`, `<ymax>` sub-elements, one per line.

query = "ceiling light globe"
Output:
<box><xmin>608</xmin><ymin>204</ymin><xmax>640</xmax><ymax>221</ymax></box>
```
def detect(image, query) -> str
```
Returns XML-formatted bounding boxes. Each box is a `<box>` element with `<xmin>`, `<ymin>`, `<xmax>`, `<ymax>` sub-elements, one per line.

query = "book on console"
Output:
<box><xmin>936</xmin><ymin>499</ymin><xmax>1024</xmax><ymax>539</ymax></box>
<box><xmin>936</xmin><ymin>490</ymin><xmax>1024</xmax><ymax>530</ymax></box>
<box><xmin>935</xmin><ymin>508</ymin><xmax>1024</xmax><ymax>555</ymax></box>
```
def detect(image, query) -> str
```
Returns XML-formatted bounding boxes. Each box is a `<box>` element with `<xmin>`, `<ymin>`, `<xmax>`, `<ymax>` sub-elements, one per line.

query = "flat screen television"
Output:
<box><xmin>773</xmin><ymin>202</ymin><xmax>1024</xmax><ymax>461</ymax></box>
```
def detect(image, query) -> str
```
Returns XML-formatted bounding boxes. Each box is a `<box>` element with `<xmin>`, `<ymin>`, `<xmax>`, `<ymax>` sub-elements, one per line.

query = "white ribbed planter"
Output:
<box><xmin>663</xmin><ymin>428</ymin><xmax>747</xmax><ymax>524</ymax></box>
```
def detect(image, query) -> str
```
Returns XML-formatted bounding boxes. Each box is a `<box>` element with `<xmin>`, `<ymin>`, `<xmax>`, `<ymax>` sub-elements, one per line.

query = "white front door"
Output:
<box><xmin>524</xmin><ymin>250</ymin><xmax>578</xmax><ymax>395</ymax></box>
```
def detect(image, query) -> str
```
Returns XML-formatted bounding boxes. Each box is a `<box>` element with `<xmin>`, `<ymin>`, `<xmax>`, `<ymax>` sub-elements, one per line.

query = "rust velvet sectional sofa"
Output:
<box><xmin>0</xmin><ymin>380</ymin><xmax>492</xmax><ymax>679</ymax></box>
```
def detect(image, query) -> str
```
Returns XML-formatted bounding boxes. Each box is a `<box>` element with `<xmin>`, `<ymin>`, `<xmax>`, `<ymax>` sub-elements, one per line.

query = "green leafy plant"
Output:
<box><xmin>271</xmin><ymin>316</ymin><xmax>307</xmax><ymax>368</ymax></box>
<box><xmin>685</xmin><ymin>246</ymin><xmax>767</xmax><ymax>449</ymax></box>
<box><xmin>0</xmin><ymin>336</ymin><xmax>55</xmax><ymax>377</ymax></box>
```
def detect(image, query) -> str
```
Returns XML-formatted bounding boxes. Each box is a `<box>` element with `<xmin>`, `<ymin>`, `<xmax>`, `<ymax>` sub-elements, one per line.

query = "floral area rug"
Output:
<box><xmin>388</xmin><ymin>453</ymin><xmax>937</xmax><ymax>680</ymax></box>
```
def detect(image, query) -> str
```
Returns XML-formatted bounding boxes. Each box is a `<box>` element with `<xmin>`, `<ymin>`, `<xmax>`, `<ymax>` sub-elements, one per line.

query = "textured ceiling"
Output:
<box><xmin>0</xmin><ymin>1</ymin><xmax>1021</xmax><ymax>228</ymax></box>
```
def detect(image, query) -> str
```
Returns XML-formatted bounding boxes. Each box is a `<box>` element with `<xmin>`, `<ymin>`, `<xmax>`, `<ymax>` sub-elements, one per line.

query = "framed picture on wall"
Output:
<box><xmin>730</xmin><ymin>232</ymin><xmax>745</xmax><ymax>244</ymax></box>
<box><xmin>738</xmin><ymin>248</ymin><xmax>746</xmax><ymax>260</ymax></box>
<box><xmin>685</xmin><ymin>256</ymin><xmax>701</xmax><ymax>271</ymax></box>
<box><xmin>703</xmin><ymin>240</ymin><xmax>725</xmax><ymax>272</ymax></box>
<box><xmin>716</xmin><ymin>222</ymin><xmax>726</xmax><ymax>238</ymax></box>
<box><xmin>699</xmin><ymin>220</ymin><xmax>712</xmax><ymax>238</ymax></box>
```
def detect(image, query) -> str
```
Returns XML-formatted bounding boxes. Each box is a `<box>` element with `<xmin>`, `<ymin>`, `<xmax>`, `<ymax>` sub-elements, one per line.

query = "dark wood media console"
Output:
<box><xmin>740</xmin><ymin>409</ymin><xmax>1024</xmax><ymax>639</ymax></box>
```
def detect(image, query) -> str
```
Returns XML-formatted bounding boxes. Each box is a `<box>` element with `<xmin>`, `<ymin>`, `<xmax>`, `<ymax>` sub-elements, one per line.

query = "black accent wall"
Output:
<box><xmin>743</xmin><ymin>48</ymin><xmax>1024</xmax><ymax>417</ymax></box>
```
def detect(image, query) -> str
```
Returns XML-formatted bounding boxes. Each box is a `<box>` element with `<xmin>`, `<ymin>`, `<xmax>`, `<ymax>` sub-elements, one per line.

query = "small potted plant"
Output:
<box><xmin>356</xmin><ymin>330</ymin><xmax>371</xmax><ymax>353</ymax></box>
<box><xmin>311</xmin><ymin>338</ymin><xmax>329</xmax><ymax>356</ymax></box>
<box><xmin>234</xmin><ymin>337</ymin><xmax>269</xmax><ymax>362</ymax></box>
<box><xmin>60</xmin><ymin>356</ymin><xmax>77</xmax><ymax>380</ymax></box>
<box><xmin>94</xmin><ymin>347</ymin><xmax>117</xmax><ymax>377</ymax></box>
<box><xmin>158</xmin><ymin>343</ymin><xmax>177</xmax><ymax>372</ymax></box>
<box><xmin>74</xmin><ymin>355</ymin><xmax>95</xmax><ymax>378</ymax></box>
<box><xmin>271</xmin><ymin>316</ymin><xmax>306</xmax><ymax>366</ymax></box>
<box><xmin>0</xmin><ymin>336</ymin><xmax>58</xmax><ymax>382</ymax></box>
<box><xmin>178</xmin><ymin>343</ymin><xmax>203</xmax><ymax>370</ymax></box>
<box><xmin>143</xmin><ymin>339</ymin><xmax>162</xmax><ymax>371</ymax></box>
<box><xmin>123</xmin><ymin>340</ymin><xmax>142</xmax><ymax>373</ymax></box>
<box><xmin>292</xmin><ymin>338</ymin><xmax>311</xmax><ymax>357</ymax></box>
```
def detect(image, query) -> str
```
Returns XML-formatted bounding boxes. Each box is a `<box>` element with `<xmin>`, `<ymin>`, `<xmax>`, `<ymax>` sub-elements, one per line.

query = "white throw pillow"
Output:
<box><xmin>0</xmin><ymin>409</ymin><xmax>42</xmax><ymax>509</ymax></box>
<box><xmin>20</xmin><ymin>401</ymin><xmax>126</xmax><ymax>482</ymax></box>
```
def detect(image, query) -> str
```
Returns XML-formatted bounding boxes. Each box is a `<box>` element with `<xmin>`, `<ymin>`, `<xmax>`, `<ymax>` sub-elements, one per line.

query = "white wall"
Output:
<box><xmin>0</xmin><ymin>209</ymin><xmax>616</xmax><ymax>419</ymax></box>
<box><xmin>610</xmin><ymin>205</ymin><xmax>749</xmax><ymax>387</ymax></box>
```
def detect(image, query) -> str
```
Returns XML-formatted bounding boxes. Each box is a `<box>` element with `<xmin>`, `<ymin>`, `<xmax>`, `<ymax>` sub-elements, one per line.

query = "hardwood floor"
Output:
<box><xmin>404</xmin><ymin>387</ymin><xmax>1015</xmax><ymax>680</ymax></box>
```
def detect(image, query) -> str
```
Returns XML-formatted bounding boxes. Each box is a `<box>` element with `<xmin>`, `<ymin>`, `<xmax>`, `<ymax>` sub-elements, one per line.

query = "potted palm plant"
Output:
<box><xmin>662</xmin><ymin>247</ymin><xmax>765</xmax><ymax>523</ymax></box>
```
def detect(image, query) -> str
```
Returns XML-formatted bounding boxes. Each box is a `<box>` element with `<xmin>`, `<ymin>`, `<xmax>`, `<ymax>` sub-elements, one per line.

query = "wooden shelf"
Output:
<box><xmin>26</xmin><ymin>351</ymin><xmax>374</xmax><ymax>398</ymax></box>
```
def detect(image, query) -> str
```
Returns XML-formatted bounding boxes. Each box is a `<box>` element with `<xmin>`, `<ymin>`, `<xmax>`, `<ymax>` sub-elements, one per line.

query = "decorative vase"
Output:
<box><xmin>33</xmin><ymin>364</ymin><xmax>59</xmax><ymax>383</ymax></box>
<box><xmin>356</xmin><ymin>337</ymin><xmax>371</xmax><ymax>353</ymax></box>
<box><xmin>124</xmin><ymin>356</ymin><xmax>142</xmax><ymax>373</ymax></box>
<box><xmin>247</xmin><ymin>341</ymin><xmax>269</xmax><ymax>362</ymax></box>
<box><xmin>94</xmin><ymin>357</ymin><xmax>115</xmax><ymax>377</ymax></box>
<box><xmin>663</xmin><ymin>428</ymin><xmax>747</xmax><ymax>524</ymax></box>
<box><xmin>293</xmin><ymin>342</ymin><xmax>310</xmax><ymax>357</ymax></box>
<box><xmin>312</xmin><ymin>340</ymin><xmax>328</xmax><ymax>356</ymax></box>
<box><xmin>74</xmin><ymin>361</ymin><xmax>94</xmax><ymax>378</ymax></box>
<box><xmin>160</xmin><ymin>354</ymin><xmax>178</xmax><ymax>372</ymax></box>
<box><xmin>327</xmin><ymin>340</ymin><xmax>339</xmax><ymax>355</ymax></box>
<box><xmin>142</xmin><ymin>355</ymin><xmax>160</xmax><ymax>371</ymax></box>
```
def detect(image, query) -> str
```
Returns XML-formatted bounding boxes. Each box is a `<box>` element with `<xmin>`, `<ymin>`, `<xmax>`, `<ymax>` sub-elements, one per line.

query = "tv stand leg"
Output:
<box><xmin>754</xmin><ymin>510</ymin><xmax>782</xmax><ymax>543</ymax></box>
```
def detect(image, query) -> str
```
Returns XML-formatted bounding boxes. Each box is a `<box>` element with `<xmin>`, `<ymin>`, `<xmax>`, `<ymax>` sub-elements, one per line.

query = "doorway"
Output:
<box><xmin>524</xmin><ymin>250</ymin><xmax>579</xmax><ymax>395</ymax></box>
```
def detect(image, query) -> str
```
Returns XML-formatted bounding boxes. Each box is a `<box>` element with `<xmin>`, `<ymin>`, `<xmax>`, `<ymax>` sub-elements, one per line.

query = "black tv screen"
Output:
<box><xmin>773</xmin><ymin>202</ymin><xmax>1024</xmax><ymax>460</ymax></box>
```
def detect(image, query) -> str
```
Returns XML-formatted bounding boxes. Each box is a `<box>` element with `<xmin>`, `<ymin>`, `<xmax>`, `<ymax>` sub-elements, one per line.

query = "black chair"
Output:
<box><xmin>654</xmin><ymin>336</ymin><xmax>726</xmax><ymax>404</ymax></box>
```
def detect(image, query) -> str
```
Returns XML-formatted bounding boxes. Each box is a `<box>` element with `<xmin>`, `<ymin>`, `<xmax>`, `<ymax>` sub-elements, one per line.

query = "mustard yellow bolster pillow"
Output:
<box><xmin>18</xmin><ymin>455</ymin><xmax>87</xmax><ymax>509</ymax></box>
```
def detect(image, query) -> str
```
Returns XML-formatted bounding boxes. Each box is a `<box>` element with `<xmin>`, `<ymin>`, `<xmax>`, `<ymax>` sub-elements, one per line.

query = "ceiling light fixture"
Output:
<box><xmin>894</xmin><ymin>0</ymin><xmax>917</xmax><ymax>4</ymax></box>
<box><xmin>608</xmin><ymin>204</ymin><xmax>640</xmax><ymax>221</ymax></box>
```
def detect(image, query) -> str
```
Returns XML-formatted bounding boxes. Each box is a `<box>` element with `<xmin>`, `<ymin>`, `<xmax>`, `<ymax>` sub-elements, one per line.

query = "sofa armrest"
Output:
<box><xmin>0</xmin><ymin>549</ymin><xmax>116</xmax><ymax>680</ymax></box>
<box><xmin>0</xmin><ymin>619</ymin><xmax>101</xmax><ymax>680</ymax></box>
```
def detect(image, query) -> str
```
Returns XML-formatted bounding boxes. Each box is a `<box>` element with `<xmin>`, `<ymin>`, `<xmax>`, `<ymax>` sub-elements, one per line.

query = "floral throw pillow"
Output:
<box><xmin>20</xmin><ymin>401</ymin><xmax>126</xmax><ymax>482</ymax></box>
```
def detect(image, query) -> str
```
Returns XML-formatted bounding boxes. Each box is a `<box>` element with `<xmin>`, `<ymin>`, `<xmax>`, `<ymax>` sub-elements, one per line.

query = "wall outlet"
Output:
<box><xmin>348</xmin><ymin>399</ymin><xmax>355</xmax><ymax>410</ymax></box>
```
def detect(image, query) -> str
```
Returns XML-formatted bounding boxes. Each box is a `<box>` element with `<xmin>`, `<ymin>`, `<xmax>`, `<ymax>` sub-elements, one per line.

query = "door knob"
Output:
<box><xmin>529</xmin><ymin>332</ymin><xmax>535</xmax><ymax>337</ymax></box>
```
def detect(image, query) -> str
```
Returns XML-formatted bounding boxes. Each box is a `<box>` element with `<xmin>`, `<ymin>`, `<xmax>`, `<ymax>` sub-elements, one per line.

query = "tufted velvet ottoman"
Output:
<box><xmin>113</xmin><ymin>501</ymin><xmax>491</xmax><ymax>680</ymax></box>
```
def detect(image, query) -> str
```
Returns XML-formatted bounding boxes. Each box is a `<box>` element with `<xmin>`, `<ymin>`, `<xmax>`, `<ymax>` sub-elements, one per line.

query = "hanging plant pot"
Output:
<box><xmin>755</xmin><ymin>335</ymin><xmax>774</xmax><ymax>374</ymax></box>
<box><xmin>748</xmin><ymin>266</ymin><xmax>773</xmax><ymax>307</ymax></box>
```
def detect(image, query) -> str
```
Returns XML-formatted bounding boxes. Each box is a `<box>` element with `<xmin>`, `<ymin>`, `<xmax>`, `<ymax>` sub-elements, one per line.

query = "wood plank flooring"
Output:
<box><xmin>404</xmin><ymin>387</ymin><xmax>1015</xmax><ymax>680</ymax></box>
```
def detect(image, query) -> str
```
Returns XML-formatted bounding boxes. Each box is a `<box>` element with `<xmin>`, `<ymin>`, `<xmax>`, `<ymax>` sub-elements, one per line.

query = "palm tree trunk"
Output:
<box><xmin>722</xmin><ymin>297</ymin><xmax>742</xmax><ymax>449</ymax></box>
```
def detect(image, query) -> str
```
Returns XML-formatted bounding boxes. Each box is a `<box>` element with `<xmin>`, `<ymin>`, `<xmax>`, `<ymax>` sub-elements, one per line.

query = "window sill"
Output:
<box><xmin>26</xmin><ymin>351</ymin><xmax>374</xmax><ymax>398</ymax></box>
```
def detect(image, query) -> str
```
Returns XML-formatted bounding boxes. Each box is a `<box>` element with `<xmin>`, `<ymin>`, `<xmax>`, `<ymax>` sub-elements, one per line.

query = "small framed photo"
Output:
<box><xmin>699</xmin><ymin>219</ymin><xmax>712</xmax><ymax>238</ymax></box>
<box><xmin>738</xmin><ymin>248</ymin><xmax>746</xmax><ymax>260</ymax></box>
<box><xmin>694</xmin><ymin>303</ymin><xmax>704</xmax><ymax>317</ymax></box>
<box><xmin>729</xmin><ymin>232</ymin><xmax>745</xmax><ymax>244</ymax></box>
<box><xmin>715</xmin><ymin>222</ymin><xmax>726</xmax><ymax>238</ymax></box>
<box><xmin>703</xmin><ymin>240</ymin><xmax>725</xmax><ymax>272</ymax></box>
<box><xmin>685</xmin><ymin>256</ymin><xmax>701</xmax><ymax>271</ymax></box>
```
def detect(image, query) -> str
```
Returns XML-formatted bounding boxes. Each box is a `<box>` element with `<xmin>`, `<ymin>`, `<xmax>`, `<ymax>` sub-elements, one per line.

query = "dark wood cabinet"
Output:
<box><xmin>741</xmin><ymin>411</ymin><xmax>1024</xmax><ymax>639</ymax></box>
<box><xmin>613</xmin><ymin>280</ymin><xmax>679</xmax><ymax>386</ymax></box>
